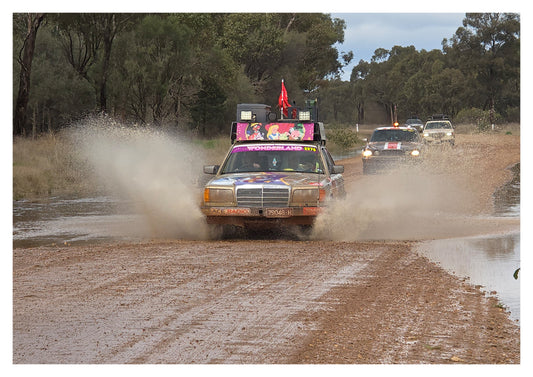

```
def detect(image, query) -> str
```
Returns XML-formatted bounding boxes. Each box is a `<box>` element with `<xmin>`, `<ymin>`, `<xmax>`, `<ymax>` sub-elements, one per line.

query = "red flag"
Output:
<box><xmin>278</xmin><ymin>79</ymin><xmax>289</xmax><ymax>117</ymax></box>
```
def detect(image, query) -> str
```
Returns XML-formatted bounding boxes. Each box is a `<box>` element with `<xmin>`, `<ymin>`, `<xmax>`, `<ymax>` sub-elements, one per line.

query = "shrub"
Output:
<box><xmin>455</xmin><ymin>108</ymin><xmax>501</xmax><ymax>131</ymax></box>
<box><xmin>326</xmin><ymin>128</ymin><xmax>362</xmax><ymax>150</ymax></box>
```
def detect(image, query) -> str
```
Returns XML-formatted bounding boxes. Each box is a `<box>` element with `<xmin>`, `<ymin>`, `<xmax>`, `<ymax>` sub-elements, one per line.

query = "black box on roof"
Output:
<box><xmin>236</xmin><ymin>104</ymin><xmax>273</xmax><ymax>123</ymax></box>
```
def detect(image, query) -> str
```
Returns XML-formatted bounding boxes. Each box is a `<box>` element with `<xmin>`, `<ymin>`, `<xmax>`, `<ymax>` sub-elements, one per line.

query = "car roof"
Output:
<box><xmin>373</xmin><ymin>126</ymin><xmax>416</xmax><ymax>131</ymax></box>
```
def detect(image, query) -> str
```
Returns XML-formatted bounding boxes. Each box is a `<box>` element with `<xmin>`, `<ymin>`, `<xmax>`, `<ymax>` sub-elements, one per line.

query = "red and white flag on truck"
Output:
<box><xmin>278</xmin><ymin>79</ymin><xmax>289</xmax><ymax>117</ymax></box>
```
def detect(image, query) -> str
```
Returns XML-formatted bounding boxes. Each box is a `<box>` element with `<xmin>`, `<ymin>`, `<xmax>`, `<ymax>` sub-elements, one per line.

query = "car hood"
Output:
<box><xmin>367</xmin><ymin>141</ymin><xmax>420</xmax><ymax>151</ymax></box>
<box><xmin>424</xmin><ymin>128</ymin><xmax>452</xmax><ymax>133</ymax></box>
<box><xmin>207</xmin><ymin>172</ymin><xmax>325</xmax><ymax>188</ymax></box>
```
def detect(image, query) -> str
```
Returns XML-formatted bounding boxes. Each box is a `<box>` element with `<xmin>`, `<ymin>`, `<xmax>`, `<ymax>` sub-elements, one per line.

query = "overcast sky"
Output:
<box><xmin>331</xmin><ymin>13</ymin><xmax>466</xmax><ymax>81</ymax></box>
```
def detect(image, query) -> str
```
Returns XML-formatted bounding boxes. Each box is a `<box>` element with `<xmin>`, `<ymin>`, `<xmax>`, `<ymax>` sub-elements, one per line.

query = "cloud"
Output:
<box><xmin>333</xmin><ymin>13</ymin><xmax>465</xmax><ymax>80</ymax></box>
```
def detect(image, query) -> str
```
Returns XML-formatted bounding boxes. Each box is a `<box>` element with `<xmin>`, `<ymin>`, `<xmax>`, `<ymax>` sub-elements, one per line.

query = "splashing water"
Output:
<box><xmin>312</xmin><ymin>150</ymin><xmax>518</xmax><ymax>241</ymax></box>
<box><xmin>68</xmin><ymin>117</ymin><xmax>209</xmax><ymax>240</ymax></box>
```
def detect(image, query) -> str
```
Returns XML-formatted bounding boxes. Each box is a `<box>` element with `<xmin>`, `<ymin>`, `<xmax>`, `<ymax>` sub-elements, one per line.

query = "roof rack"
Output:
<box><xmin>428</xmin><ymin>114</ymin><xmax>449</xmax><ymax>121</ymax></box>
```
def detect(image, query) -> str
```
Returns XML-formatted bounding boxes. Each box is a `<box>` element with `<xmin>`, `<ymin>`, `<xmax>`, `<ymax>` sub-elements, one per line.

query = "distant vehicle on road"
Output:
<box><xmin>404</xmin><ymin>117</ymin><xmax>424</xmax><ymax>133</ymax></box>
<box><xmin>422</xmin><ymin>115</ymin><xmax>455</xmax><ymax>146</ymax></box>
<box><xmin>362</xmin><ymin>125</ymin><xmax>423</xmax><ymax>174</ymax></box>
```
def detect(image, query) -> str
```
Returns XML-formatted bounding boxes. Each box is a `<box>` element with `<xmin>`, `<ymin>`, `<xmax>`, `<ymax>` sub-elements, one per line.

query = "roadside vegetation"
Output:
<box><xmin>12</xmin><ymin>134</ymin><xmax>94</xmax><ymax>200</ymax></box>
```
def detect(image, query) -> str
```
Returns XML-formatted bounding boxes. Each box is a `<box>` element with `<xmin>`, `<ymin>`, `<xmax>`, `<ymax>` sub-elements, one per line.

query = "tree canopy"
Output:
<box><xmin>13</xmin><ymin>12</ymin><xmax>519</xmax><ymax>136</ymax></box>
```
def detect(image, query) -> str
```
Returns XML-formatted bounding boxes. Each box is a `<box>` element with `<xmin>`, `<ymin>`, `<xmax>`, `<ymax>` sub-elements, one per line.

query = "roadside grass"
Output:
<box><xmin>191</xmin><ymin>136</ymin><xmax>231</xmax><ymax>163</ymax></box>
<box><xmin>13</xmin><ymin>133</ymin><xmax>97</xmax><ymax>200</ymax></box>
<box><xmin>454</xmin><ymin>122</ymin><xmax>520</xmax><ymax>135</ymax></box>
<box><xmin>13</xmin><ymin>132</ymin><xmax>231</xmax><ymax>201</ymax></box>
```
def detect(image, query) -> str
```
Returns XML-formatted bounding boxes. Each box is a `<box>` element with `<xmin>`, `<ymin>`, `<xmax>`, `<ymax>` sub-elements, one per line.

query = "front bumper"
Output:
<box><xmin>362</xmin><ymin>155</ymin><xmax>421</xmax><ymax>170</ymax></box>
<box><xmin>201</xmin><ymin>206</ymin><xmax>321</xmax><ymax>226</ymax></box>
<box><xmin>422</xmin><ymin>134</ymin><xmax>454</xmax><ymax>144</ymax></box>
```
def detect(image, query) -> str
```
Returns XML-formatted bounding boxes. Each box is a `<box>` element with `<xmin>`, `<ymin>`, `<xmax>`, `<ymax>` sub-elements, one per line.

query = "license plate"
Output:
<box><xmin>265</xmin><ymin>208</ymin><xmax>292</xmax><ymax>218</ymax></box>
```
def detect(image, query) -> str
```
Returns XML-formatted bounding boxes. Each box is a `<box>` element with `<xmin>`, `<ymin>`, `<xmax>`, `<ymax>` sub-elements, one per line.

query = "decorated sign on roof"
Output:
<box><xmin>235</xmin><ymin>122</ymin><xmax>314</xmax><ymax>141</ymax></box>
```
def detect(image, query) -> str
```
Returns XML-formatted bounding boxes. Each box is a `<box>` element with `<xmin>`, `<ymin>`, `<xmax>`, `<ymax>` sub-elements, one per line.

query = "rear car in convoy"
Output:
<box><xmin>404</xmin><ymin>117</ymin><xmax>424</xmax><ymax>133</ymax></box>
<box><xmin>201</xmin><ymin>102</ymin><xmax>345</xmax><ymax>231</ymax></box>
<box><xmin>422</xmin><ymin>115</ymin><xmax>455</xmax><ymax>146</ymax></box>
<box><xmin>362</xmin><ymin>125</ymin><xmax>423</xmax><ymax>174</ymax></box>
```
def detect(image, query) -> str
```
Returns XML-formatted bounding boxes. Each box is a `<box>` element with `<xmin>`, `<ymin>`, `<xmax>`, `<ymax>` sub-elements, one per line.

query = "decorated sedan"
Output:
<box><xmin>362</xmin><ymin>125</ymin><xmax>423</xmax><ymax>174</ymax></box>
<box><xmin>201</xmin><ymin>102</ymin><xmax>344</xmax><ymax>231</ymax></box>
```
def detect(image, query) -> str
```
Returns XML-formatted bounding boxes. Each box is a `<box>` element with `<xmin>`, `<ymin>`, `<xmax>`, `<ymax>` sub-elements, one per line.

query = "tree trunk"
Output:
<box><xmin>99</xmin><ymin>14</ymin><xmax>116</xmax><ymax>113</ymax></box>
<box><xmin>14</xmin><ymin>13</ymin><xmax>44</xmax><ymax>136</ymax></box>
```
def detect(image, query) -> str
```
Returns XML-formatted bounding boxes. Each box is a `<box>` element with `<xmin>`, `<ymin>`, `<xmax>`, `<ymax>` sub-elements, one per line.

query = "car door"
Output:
<box><xmin>321</xmin><ymin>146</ymin><xmax>345</xmax><ymax>198</ymax></box>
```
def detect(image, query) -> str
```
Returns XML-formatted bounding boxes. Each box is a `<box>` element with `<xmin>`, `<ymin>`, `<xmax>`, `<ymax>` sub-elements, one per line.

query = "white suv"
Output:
<box><xmin>422</xmin><ymin>120</ymin><xmax>455</xmax><ymax>146</ymax></box>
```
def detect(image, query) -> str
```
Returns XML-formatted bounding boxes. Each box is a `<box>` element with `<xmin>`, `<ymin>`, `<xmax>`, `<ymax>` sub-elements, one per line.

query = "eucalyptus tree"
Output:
<box><xmin>13</xmin><ymin>13</ymin><xmax>45</xmax><ymax>136</ymax></box>
<box><xmin>114</xmin><ymin>14</ymin><xmax>194</xmax><ymax>125</ymax></box>
<box><xmin>51</xmin><ymin>13</ymin><xmax>136</xmax><ymax>114</ymax></box>
<box><xmin>443</xmin><ymin>13</ymin><xmax>520</xmax><ymax>123</ymax></box>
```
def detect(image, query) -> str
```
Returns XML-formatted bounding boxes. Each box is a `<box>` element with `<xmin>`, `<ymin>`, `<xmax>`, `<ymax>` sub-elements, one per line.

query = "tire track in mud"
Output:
<box><xmin>290</xmin><ymin>242</ymin><xmax>519</xmax><ymax>364</ymax></box>
<box><xmin>13</xmin><ymin>240</ymin><xmax>383</xmax><ymax>363</ymax></box>
<box><xmin>103</xmin><ymin>242</ymin><xmax>382</xmax><ymax>363</ymax></box>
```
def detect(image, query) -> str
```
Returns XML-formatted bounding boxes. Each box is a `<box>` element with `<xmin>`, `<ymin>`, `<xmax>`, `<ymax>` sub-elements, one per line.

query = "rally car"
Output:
<box><xmin>422</xmin><ymin>115</ymin><xmax>455</xmax><ymax>146</ymax></box>
<box><xmin>362</xmin><ymin>125</ymin><xmax>423</xmax><ymax>174</ymax></box>
<box><xmin>201</xmin><ymin>102</ymin><xmax>344</xmax><ymax>231</ymax></box>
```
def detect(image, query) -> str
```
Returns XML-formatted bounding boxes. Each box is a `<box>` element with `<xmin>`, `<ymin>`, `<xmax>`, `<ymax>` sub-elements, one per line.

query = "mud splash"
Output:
<box><xmin>67</xmin><ymin>116</ymin><xmax>209</xmax><ymax>240</ymax></box>
<box><xmin>312</xmin><ymin>147</ymin><xmax>519</xmax><ymax>241</ymax></box>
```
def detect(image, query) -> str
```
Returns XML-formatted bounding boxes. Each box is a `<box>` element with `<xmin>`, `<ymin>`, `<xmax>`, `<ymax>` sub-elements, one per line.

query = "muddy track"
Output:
<box><xmin>13</xmin><ymin>134</ymin><xmax>520</xmax><ymax>364</ymax></box>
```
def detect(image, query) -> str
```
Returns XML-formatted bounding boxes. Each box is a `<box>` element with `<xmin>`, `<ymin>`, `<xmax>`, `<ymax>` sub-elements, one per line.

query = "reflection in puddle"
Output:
<box><xmin>418</xmin><ymin>233</ymin><xmax>520</xmax><ymax>322</ymax></box>
<box><xmin>493</xmin><ymin>163</ymin><xmax>520</xmax><ymax>217</ymax></box>
<box><xmin>12</xmin><ymin>197</ymin><xmax>144</xmax><ymax>248</ymax></box>
<box><xmin>418</xmin><ymin>162</ymin><xmax>520</xmax><ymax>322</ymax></box>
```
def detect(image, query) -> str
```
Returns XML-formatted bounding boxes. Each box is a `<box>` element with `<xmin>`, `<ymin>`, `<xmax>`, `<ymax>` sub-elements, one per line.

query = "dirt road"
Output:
<box><xmin>13</xmin><ymin>133</ymin><xmax>520</xmax><ymax>364</ymax></box>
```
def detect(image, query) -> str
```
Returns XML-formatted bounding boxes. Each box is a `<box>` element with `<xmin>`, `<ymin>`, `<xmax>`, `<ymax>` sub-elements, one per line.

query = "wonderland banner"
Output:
<box><xmin>235</xmin><ymin>122</ymin><xmax>314</xmax><ymax>141</ymax></box>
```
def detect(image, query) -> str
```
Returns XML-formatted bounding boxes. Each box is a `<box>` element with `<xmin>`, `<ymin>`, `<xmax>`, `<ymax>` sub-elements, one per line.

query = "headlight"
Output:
<box><xmin>423</xmin><ymin>133</ymin><xmax>429</xmax><ymax>137</ymax></box>
<box><xmin>292</xmin><ymin>188</ymin><xmax>319</xmax><ymax>204</ymax></box>
<box><xmin>240</xmin><ymin>110</ymin><xmax>252</xmax><ymax>121</ymax></box>
<box><xmin>204</xmin><ymin>188</ymin><xmax>234</xmax><ymax>204</ymax></box>
<box><xmin>410</xmin><ymin>150</ymin><xmax>420</xmax><ymax>157</ymax></box>
<box><xmin>446</xmin><ymin>132</ymin><xmax>453</xmax><ymax>136</ymax></box>
<box><xmin>362</xmin><ymin>149</ymin><xmax>373</xmax><ymax>157</ymax></box>
<box><xmin>298</xmin><ymin>111</ymin><xmax>311</xmax><ymax>121</ymax></box>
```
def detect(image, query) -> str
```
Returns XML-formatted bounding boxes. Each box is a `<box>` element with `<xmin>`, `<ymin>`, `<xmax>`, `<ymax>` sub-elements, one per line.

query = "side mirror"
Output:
<box><xmin>203</xmin><ymin>165</ymin><xmax>220</xmax><ymax>175</ymax></box>
<box><xmin>332</xmin><ymin>165</ymin><xmax>344</xmax><ymax>174</ymax></box>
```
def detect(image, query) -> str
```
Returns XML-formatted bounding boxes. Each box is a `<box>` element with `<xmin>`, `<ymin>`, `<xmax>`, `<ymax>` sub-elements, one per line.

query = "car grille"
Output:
<box><xmin>380</xmin><ymin>150</ymin><xmax>405</xmax><ymax>156</ymax></box>
<box><xmin>430</xmin><ymin>132</ymin><xmax>445</xmax><ymax>139</ymax></box>
<box><xmin>236</xmin><ymin>186</ymin><xmax>290</xmax><ymax>207</ymax></box>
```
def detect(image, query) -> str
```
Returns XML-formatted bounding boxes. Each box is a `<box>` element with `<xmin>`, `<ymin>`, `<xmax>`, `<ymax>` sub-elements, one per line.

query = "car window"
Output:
<box><xmin>425</xmin><ymin>122</ymin><xmax>452</xmax><ymax>129</ymax></box>
<box><xmin>370</xmin><ymin>129</ymin><xmax>419</xmax><ymax>142</ymax></box>
<box><xmin>321</xmin><ymin>146</ymin><xmax>335</xmax><ymax>174</ymax></box>
<box><xmin>221</xmin><ymin>145</ymin><xmax>325</xmax><ymax>174</ymax></box>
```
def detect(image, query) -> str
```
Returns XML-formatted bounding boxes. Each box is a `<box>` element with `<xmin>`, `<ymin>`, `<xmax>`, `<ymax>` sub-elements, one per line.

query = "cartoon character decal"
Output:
<box><xmin>266</xmin><ymin>124</ymin><xmax>281</xmax><ymax>140</ymax></box>
<box><xmin>246</xmin><ymin>123</ymin><xmax>265</xmax><ymax>140</ymax></box>
<box><xmin>237</xmin><ymin>122</ymin><xmax>314</xmax><ymax>141</ymax></box>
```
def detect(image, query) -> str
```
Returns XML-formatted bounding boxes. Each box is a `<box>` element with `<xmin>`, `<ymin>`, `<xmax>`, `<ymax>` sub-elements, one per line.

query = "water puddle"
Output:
<box><xmin>12</xmin><ymin>196</ymin><xmax>143</xmax><ymax>248</ymax></box>
<box><xmin>417</xmin><ymin>163</ymin><xmax>520</xmax><ymax>322</ymax></box>
<box><xmin>417</xmin><ymin>232</ymin><xmax>520</xmax><ymax>322</ymax></box>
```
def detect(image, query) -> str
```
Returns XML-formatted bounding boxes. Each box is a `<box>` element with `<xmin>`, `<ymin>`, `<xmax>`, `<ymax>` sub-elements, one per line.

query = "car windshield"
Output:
<box><xmin>406</xmin><ymin>119</ymin><xmax>422</xmax><ymax>124</ymax></box>
<box><xmin>370</xmin><ymin>129</ymin><xmax>419</xmax><ymax>142</ymax></box>
<box><xmin>221</xmin><ymin>144</ymin><xmax>325</xmax><ymax>174</ymax></box>
<box><xmin>425</xmin><ymin>122</ymin><xmax>452</xmax><ymax>130</ymax></box>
